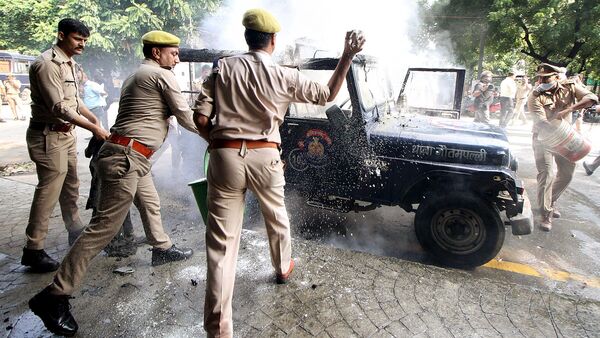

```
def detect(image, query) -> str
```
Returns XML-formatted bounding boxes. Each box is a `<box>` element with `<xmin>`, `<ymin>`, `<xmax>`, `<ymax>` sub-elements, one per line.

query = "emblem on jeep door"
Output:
<box><xmin>288</xmin><ymin>129</ymin><xmax>332</xmax><ymax>171</ymax></box>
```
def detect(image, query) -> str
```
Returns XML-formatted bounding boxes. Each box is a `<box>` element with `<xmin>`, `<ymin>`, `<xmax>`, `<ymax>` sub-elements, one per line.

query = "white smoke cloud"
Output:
<box><xmin>198</xmin><ymin>0</ymin><xmax>457</xmax><ymax>75</ymax></box>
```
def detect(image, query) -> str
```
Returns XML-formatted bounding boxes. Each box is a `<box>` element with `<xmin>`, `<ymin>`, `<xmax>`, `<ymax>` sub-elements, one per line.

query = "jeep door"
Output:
<box><xmin>280</xmin><ymin>67</ymin><xmax>351</xmax><ymax>195</ymax></box>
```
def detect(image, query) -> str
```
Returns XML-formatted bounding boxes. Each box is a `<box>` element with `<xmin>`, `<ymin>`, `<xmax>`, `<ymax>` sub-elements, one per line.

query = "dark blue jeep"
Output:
<box><xmin>179</xmin><ymin>50</ymin><xmax>533</xmax><ymax>268</ymax></box>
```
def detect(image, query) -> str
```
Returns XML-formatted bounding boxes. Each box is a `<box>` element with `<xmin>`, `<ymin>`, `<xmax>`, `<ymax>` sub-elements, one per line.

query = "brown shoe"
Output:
<box><xmin>276</xmin><ymin>260</ymin><xmax>295</xmax><ymax>284</ymax></box>
<box><xmin>539</xmin><ymin>215</ymin><xmax>552</xmax><ymax>232</ymax></box>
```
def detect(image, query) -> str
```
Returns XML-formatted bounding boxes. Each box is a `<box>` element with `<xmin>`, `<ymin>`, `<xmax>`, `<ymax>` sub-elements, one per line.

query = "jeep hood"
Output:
<box><xmin>369</xmin><ymin>115</ymin><xmax>510</xmax><ymax>166</ymax></box>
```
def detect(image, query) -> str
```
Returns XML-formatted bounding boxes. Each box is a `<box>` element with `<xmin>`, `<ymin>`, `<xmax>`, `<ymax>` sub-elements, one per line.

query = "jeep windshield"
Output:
<box><xmin>397</xmin><ymin>68</ymin><xmax>466</xmax><ymax>119</ymax></box>
<box><xmin>287</xmin><ymin>58</ymin><xmax>393</xmax><ymax>120</ymax></box>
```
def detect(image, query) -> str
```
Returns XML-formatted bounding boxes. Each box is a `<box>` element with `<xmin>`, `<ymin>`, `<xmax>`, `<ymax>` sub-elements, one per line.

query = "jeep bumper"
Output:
<box><xmin>508</xmin><ymin>192</ymin><xmax>533</xmax><ymax>235</ymax></box>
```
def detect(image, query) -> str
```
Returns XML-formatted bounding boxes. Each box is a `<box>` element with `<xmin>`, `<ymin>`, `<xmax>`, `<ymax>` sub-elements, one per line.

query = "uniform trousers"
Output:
<box><xmin>499</xmin><ymin>97</ymin><xmax>514</xmax><ymax>127</ymax></box>
<box><xmin>532</xmin><ymin>135</ymin><xmax>576</xmax><ymax>218</ymax></box>
<box><xmin>49</xmin><ymin>142</ymin><xmax>172</xmax><ymax>295</ymax></box>
<box><xmin>512</xmin><ymin>97</ymin><xmax>528</xmax><ymax>123</ymax></box>
<box><xmin>204</xmin><ymin>147</ymin><xmax>292</xmax><ymax>338</ymax></box>
<box><xmin>25</xmin><ymin>127</ymin><xmax>84</xmax><ymax>250</ymax></box>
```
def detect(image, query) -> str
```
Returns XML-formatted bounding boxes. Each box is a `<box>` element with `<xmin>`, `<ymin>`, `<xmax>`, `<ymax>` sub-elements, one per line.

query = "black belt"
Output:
<box><xmin>29</xmin><ymin>121</ymin><xmax>74</xmax><ymax>132</ymax></box>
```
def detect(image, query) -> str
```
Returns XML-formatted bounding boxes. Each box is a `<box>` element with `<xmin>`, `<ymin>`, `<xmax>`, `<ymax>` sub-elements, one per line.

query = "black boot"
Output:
<box><xmin>21</xmin><ymin>248</ymin><xmax>60</xmax><ymax>273</ymax></box>
<box><xmin>29</xmin><ymin>286</ymin><xmax>78</xmax><ymax>337</ymax></box>
<box><xmin>151</xmin><ymin>244</ymin><xmax>193</xmax><ymax>266</ymax></box>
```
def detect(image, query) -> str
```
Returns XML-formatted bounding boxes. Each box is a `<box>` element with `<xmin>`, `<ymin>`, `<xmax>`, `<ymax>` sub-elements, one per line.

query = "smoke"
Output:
<box><xmin>199</xmin><ymin>0</ymin><xmax>458</xmax><ymax>83</ymax></box>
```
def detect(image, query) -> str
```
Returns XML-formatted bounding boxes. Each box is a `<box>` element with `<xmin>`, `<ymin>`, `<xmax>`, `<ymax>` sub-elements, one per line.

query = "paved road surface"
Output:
<box><xmin>1</xmin><ymin>105</ymin><xmax>600</xmax><ymax>337</ymax></box>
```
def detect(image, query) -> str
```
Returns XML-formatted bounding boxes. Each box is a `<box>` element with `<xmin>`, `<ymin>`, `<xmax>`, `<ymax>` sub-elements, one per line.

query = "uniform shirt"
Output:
<box><xmin>82</xmin><ymin>80</ymin><xmax>107</xmax><ymax>109</ymax></box>
<box><xmin>29</xmin><ymin>46</ymin><xmax>82</xmax><ymax>123</ymax></box>
<box><xmin>194</xmin><ymin>50</ymin><xmax>330</xmax><ymax>144</ymax></box>
<box><xmin>4</xmin><ymin>79</ymin><xmax>20</xmax><ymax>96</ymax></box>
<box><xmin>111</xmin><ymin>59</ymin><xmax>197</xmax><ymax>151</ymax></box>
<box><xmin>528</xmin><ymin>79</ymin><xmax>598</xmax><ymax>133</ymax></box>
<box><xmin>515</xmin><ymin>82</ymin><xmax>532</xmax><ymax>100</ymax></box>
<box><xmin>500</xmin><ymin>77</ymin><xmax>517</xmax><ymax>98</ymax></box>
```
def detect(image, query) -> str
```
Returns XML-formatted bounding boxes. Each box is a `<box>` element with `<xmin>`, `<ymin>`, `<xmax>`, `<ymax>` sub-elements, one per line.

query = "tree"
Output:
<box><xmin>0</xmin><ymin>0</ymin><xmax>221</xmax><ymax>73</ymax></box>
<box><xmin>423</xmin><ymin>0</ymin><xmax>518</xmax><ymax>77</ymax></box>
<box><xmin>423</xmin><ymin>0</ymin><xmax>600</xmax><ymax>78</ymax></box>
<box><xmin>488</xmin><ymin>0</ymin><xmax>600</xmax><ymax>74</ymax></box>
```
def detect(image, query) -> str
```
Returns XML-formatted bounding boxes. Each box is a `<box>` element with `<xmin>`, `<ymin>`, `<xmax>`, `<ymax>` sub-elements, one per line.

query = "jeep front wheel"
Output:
<box><xmin>414</xmin><ymin>192</ymin><xmax>504</xmax><ymax>268</ymax></box>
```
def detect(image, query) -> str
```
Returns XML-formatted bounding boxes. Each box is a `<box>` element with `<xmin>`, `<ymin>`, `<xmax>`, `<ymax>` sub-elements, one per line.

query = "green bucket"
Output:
<box><xmin>188</xmin><ymin>149</ymin><xmax>210</xmax><ymax>224</ymax></box>
<box><xmin>189</xmin><ymin>178</ymin><xmax>209</xmax><ymax>225</ymax></box>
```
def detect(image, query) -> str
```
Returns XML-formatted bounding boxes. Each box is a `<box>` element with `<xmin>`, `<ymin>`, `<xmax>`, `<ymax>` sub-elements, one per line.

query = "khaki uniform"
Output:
<box><xmin>5</xmin><ymin>78</ymin><xmax>20</xmax><ymax>96</ymax></box>
<box><xmin>25</xmin><ymin>46</ymin><xmax>86</xmax><ymax>250</ymax></box>
<box><xmin>5</xmin><ymin>78</ymin><xmax>22</xmax><ymax>119</ymax></box>
<box><xmin>512</xmin><ymin>82</ymin><xmax>532</xmax><ymax>123</ymax></box>
<box><xmin>528</xmin><ymin>80</ymin><xmax>598</xmax><ymax>218</ymax></box>
<box><xmin>0</xmin><ymin>82</ymin><xmax>5</xmax><ymax>121</ymax></box>
<box><xmin>195</xmin><ymin>50</ymin><xmax>329</xmax><ymax>337</ymax></box>
<box><xmin>49</xmin><ymin>59</ymin><xmax>198</xmax><ymax>295</ymax></box>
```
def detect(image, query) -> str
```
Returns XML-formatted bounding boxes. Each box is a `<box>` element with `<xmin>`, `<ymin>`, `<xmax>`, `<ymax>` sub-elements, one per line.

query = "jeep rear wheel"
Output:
<box><xmin>415</xmin><ymin>192</ymin><xmax>504</xmax><ymax>268</ymax></box>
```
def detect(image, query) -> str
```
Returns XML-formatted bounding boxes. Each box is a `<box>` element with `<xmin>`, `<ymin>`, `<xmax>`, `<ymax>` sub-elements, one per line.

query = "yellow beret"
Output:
<box><xmin>242</xmin><ymin>8</ymin><xmax>280</xmax><ymax>33</ymax></box>
<box><xmin>142</xmin><ymin>30</ymin><xmax>180</xmax><ymax>47</ymax></box>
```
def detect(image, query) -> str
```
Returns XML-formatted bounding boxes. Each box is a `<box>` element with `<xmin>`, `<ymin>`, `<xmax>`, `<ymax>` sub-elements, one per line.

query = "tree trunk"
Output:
<box><xmin>477</xmin><ymin>24</ymin><xmax>487</xmax><ymax>78</ymax></box>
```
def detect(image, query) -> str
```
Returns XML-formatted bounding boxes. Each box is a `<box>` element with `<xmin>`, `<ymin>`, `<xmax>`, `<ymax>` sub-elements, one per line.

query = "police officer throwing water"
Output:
<box><xmin>193</xmin><ymin>8</ymin><xmax>366</xmax><ymax>338</ymax></box>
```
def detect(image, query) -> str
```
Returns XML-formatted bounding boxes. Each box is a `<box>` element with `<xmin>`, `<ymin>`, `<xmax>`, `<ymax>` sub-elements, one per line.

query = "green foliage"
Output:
<box><xmin>488</xmin><ymin>0</ymin><xmax>600</xmax><ymax>74</ymax></box>
<box><xmin>0</xmin><ymin>0</ymin><xmax>221</xmax><ymax>72</ymax></box>
<box><xmin>423</xmin><ymin>0</ymin><xmax>600</xmax><ymax>80</ymax></box>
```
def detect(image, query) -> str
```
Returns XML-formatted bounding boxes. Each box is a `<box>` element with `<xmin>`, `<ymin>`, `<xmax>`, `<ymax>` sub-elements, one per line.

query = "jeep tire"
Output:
<box><xmin>414</xmin><ymin>191</ymin><xmax>505</xmax><ymax>268</ymax></box>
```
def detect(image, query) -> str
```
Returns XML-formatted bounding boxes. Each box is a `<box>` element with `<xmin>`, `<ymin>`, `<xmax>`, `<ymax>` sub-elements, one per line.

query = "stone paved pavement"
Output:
<box><xmin>1</xmin><ymin>175</ymin><xmax>600</xmax><ymax>338</ymax></box>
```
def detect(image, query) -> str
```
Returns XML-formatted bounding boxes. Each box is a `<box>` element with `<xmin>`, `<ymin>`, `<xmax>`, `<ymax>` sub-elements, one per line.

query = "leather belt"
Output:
<box><xmin>210</xmin><ymin>139</ymin><xmax>279</xmax><ymax>149</ymax></box>
<box><xmin>107</xmin><ymin>133</ymin><xmax>154</xmax><ymax>159</ymax></box>
<box><xmin>29</xmin><ymin>121</ymin><xmax>74</xmax><ymax>133</ymax></box>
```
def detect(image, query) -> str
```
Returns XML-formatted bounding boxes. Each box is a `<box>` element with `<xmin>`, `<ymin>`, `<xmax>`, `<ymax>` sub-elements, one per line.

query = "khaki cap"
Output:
<box><xmin>242</xmin><ymin>8</ymin><xmax>281</xmax><ymax>33</ymax></box>
<box><xmin>536</xmin><ymin>63</ymin><xmax>566</xmax><ymax>77</ymax></box>
<box><xmin>142</xmin><ymin>30</ymin><xmax>180</xmax><ymax>47</ymax></box>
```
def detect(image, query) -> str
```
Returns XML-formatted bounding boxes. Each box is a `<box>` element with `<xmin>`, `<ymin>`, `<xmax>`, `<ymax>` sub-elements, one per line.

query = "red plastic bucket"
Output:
<box><xmin>538</xmin><ymin>119</ymin><xmax>591</xmax><ymax>162</ymax></box>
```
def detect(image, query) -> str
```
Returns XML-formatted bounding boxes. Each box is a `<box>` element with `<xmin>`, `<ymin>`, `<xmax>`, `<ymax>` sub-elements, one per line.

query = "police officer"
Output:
<box><xmin>194</xmin><ymin>8</ymin><xmax>365</xmax><ymax>337</ymax></box>
<box><xmin>529</xmin><ymin>63</ymin><xmax>597</xmax><ymax>231</ymax></box>
<box><xmin>28</xmin><ymin>30</ymin><xmax>198</xmax><ymax>336</ymax></box>
<box><xmin>4</xmin><ymin>73</ymin><xmax>23</xmax><ymax>120</ymax></box>
<box><xmin>23</xmin><ymin>18</ymin><xmax>110</xmax><ymax>273</ymax></box>
<box><xmin>473</xmin><ymin>70</ymin><xmax>495</xmax><ymax>124</ymax></box>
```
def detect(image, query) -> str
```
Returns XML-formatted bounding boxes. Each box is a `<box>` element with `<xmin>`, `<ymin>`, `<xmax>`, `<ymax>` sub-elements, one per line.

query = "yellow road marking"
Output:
<box><xmin>484</xmin><ymin>259</ymin><xmax>542</xmax><ymax>278</ymax></box>
<box><xmin>483</xmin><ymin>260</ymin><xmax>600</xmax><ymax>288</ymax></box>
